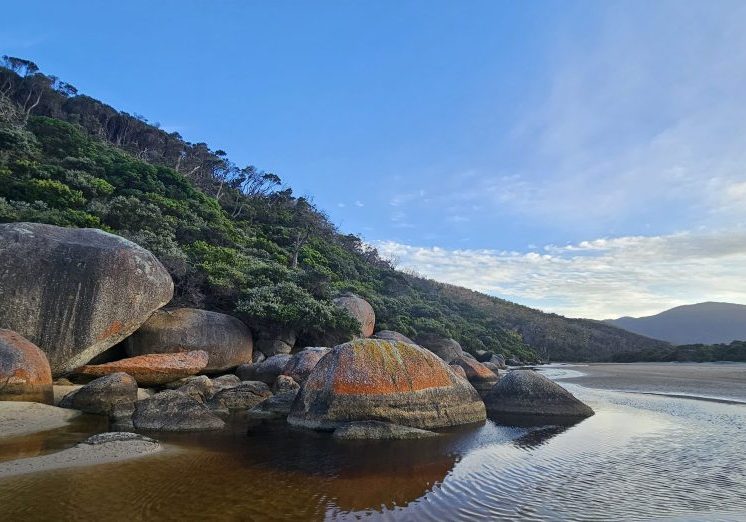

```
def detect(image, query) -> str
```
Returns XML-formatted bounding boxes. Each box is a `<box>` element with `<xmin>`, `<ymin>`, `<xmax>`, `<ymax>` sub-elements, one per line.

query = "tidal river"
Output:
<box><xmin>1</xmin><ymin>363</ymin><xmax>745</xmax><ymax>521</ymax></box>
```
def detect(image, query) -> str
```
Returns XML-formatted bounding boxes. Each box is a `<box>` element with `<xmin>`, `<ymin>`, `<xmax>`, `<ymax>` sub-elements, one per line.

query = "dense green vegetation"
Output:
<box><xmin>611</xmin><ymin>341</ymin><xmax>746</xmax><ymax>363</ymax></box>
<box><xmin>0</xmin><ymin>58</ymin><xmax>691</xmax><ymax>362</ymax></box>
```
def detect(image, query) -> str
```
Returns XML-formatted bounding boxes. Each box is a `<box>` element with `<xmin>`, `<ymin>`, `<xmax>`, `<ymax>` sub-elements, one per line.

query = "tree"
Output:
<box><xmin>1</xmin><ymin>56</ymin><xmax>39</xmax><ymax>77</ymax></box>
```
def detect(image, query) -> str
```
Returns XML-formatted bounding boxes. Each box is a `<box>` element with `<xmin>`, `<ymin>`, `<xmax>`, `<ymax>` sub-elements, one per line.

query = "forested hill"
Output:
<box><xmin>0</xmin><ymin>58</ymin><xmax>668</xmax><ymax>362</ymax></box>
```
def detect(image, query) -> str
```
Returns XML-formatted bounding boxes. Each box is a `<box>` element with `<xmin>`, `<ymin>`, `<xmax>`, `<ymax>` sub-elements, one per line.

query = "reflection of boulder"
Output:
<box><xmin>511</xmin><ymin>424</ymin><xmax>576</xmax><ymax>448</ymax></box>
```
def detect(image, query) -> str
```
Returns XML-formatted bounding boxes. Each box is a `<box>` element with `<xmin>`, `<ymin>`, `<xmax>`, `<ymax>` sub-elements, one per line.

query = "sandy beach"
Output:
<box><xmin>555</xmin><ymin>362</ymin><xmax>746</xmax><ymax>402</ymax></box>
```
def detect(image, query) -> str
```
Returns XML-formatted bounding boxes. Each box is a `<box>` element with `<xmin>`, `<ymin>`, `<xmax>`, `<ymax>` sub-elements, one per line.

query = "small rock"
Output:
<box><xmin>247</xmin><ymin>390</ymin><xmax>298</xmax><ymax>419</ymax></box>
<box><xmin>212</xmin><ymin>374</ymin><xmax>241</xmax><ymax>390</ymax></box>
<box><xmin>237</xmin><ymin>354</ymin><xmax>292</xmax><ymax>384</ymax></box>
<box><xmin>333</xmin><ymin>421</ymin><xmax>438</xmax><ymax>440</ymax></box>
<box><xmin>273</xmin><ymin>375</ymin><xmax>300</xmax><ymax>394</ymax></box>
<box><xmin>132</xmin><ymin>390</ymin><xmax>225</xmax><ymax>431</ymax></box>
<box><xmin>281</xmin><ymin>347</ymin><xmax>329</xmax><ymax>384</ymax></box>
<box><xmin>0</xmin><ymin>329</ymin><xmax>52</xmax><ymax>402</ymax></box>
<box><xmin>59</xmin><ymin>372</ymin><xmax>137</xmax><ymax>415</ymax></box>
<box><xmin>207</xmin><ymin>382</ymin><xmax>272</xmax><ymax>411</ymax></box>
<box><xmin>452</xmin><ymin>356</ymin><xmax>499</xmax><ymax>394</ymax></box>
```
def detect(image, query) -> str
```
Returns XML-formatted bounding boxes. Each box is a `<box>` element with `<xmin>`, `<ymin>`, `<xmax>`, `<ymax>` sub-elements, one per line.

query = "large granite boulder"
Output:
<box><xmin>484</xmin><ymin>370</ymin><xmax>594</xmax><ymax>418</ymax></box>
<box><xmin>333</xmin><ymin>421</ymin><xmax>438</xmax><ymax>440</ymax></box>
<box><xmin>75</xmin><ymin>350</ymin><xmax>208</xmax><ymax>386</ymax></box>
<box><xmin>452</xmin><ymin>356</ymin><xmax>499</xmax><ymax>394</ymax></box>
<box><xmin>132</xmin><ymin>390</ymin><xmax>225</xmax><ymax>431</ymax></box>
<box><xmin>372</xmin><ymin>330</ymin><xmax>415</xmax><ymax>345</ymax></box>
<box><xmin>0</xmin><ymin>223</ymin><xmax>173</xmax><ymax>376</ymax></box>
<box><xmin>333</xmin><ymin>293</ymin><xmax>375</xmax><ymax>337</ymax></box>
<box><xmin>0</xmin><ymin>329</ymin><xmax>52</xmax><ymax>402</ymax></box>
<box><xmin>414</xmin><ymin>334</ymin><xmax>464</xmax><ymax>363</ymax></box>
<box><xmin>126</xmin><ymin>308</ymin><xmax>252</xmax><ymax>372</ymax></box>
<box><xmin>59</xmin><ymin>372</ymin><xmax>137</xmax><ymax>415</ymax></box>
<box><xmin>288</xmin><ymin>339</ymin><xmax>486</xmax><ymax>431</ymax></box>
<box><xmin>236</xmin><ymin>354</ymin><xmax>292</xmax><ymax>384</ymax></box>
<box><xmin>207</xmin><ymin>381</ymin><xmax>271</xmax><ymax>411</ymax></box>
<box><xmin>281</xmin><ymin>347</ymin><xmax>329</xmax><ymax>384</ymax></box>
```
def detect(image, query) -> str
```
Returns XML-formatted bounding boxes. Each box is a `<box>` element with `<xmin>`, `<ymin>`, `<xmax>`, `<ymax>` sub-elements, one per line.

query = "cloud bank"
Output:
<box><xmin>374</xmin><ymin>228</ymin><xmax>746</xmax><ymax>319</ymax></box>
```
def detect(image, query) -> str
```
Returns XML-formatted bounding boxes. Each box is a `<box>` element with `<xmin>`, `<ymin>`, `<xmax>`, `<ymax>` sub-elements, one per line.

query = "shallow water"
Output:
<box><xmin>1</xmin><ymin>366</ymin><xmax>745</xmax><ymax>521</ymax></box>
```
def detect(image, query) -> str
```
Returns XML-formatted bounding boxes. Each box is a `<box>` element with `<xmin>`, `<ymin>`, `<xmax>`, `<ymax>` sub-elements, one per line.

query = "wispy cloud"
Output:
<box><xmin>373</xmin><ymin>227</ymin><xmax>746</xmax><ymax>319</ymax></box>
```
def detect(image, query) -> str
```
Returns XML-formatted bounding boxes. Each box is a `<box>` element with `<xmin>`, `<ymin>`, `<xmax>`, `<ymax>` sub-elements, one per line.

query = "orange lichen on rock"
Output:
<box><xmin>330</xmin><ymin>341</ymin><xmax>452</xmax><ymax>395</ymax></box>
<box><xmin>98</xmin><ymin>321</ymin><xmax>125</xmax><ymax>341</ymax></box>
<box><xmin>75</xmin><ymin>350</ymin><xmax>208</xmax><ymax>386</ymax></box>
<box><xmin>0</xmin><ymin>329</ymin><xmax>52</xmax><ymax>386</ymax></box>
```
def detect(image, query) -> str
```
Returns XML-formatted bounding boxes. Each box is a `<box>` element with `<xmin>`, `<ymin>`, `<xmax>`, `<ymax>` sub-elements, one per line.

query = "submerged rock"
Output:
<box><xmin>333</xmin><ymin>293</ymin><xmax>375</xmax><ymax>338</ymax></box>
<box><xmin>414</xmin><ymin>334</ymin><xmax>464</xmax><ymax>363</ymax></box>
<box><xmin>333</xmin><ymin>421</ymin><xmax>438</xmax><ymax>440</ymax></box>
<box><xmin>372</xmin><ymin>330</ymin><xmax>415</xmax><ymax>345</ymax></box>
<box><xmin>0</xmin><ymin>222</ymin><xmax>173</xmax><ymax>376</ymax></box>
<box><xmin>452</xmin><ymin>356</ymin><xmax>499</xmax><ymax>394</ymax></box>
<box><xmin>288</xmin><ymin>339</ymin><xmax>486</xmax><ymax>431</ymax></box>
<box><xmin>59</xmin><ymin>372</ymin><xmax>137</xmax><ymax>415</ymax></box>
<box><xmin>483</xmin><ymin>370</ymin><xmax>594</xmax><ymax>418</ymax></box>
<box><xmin>132</xmin><ymin>390</ymin><xmax>225</xmax><ymax>431</ymax></box>
<box><xmin>75</xmin><ymin>350</ymin><xmax>208</xmax><ymax>386</ymax></box>
<box><xmin>0</xmin><ymin>329</ymin><xmax>52</xmax><ymax>402</ymax></box>
<box><xmin>281</xmin><ymin>347</ymin><xmax>329</xmax><ymax>384</ymax></box>
<box><xmin>126</xmin><ymin>308</ymin><xmax>253</xmax><ymax>372</ymax></box>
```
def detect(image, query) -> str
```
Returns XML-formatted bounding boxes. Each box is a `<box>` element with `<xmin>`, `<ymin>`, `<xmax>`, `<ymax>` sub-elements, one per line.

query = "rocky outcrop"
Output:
<box><xmin>207</xmin><ymin>381</ymin><xmax>271</xmax><ymax>411</ymax></box>
<box><xmin>236</xmin><ymin>354</ymin><xmax>292</xmax><ymax>384</ymax></box>
<box><xmin>75</xmin><ymin>350</ymin><xmax>208</xmax><ymax>386</ymax></box>
<box><xmin>0</xmin><ymin>329</ymin><xmax>52</xmax><ymax>402</ymax></box>
<box><xmin>0</xmin><ymin>223</ymin><xmax>173</xmax><ymax>376</ymax></box>
<box><xmin>333</xmin><ymin>293</ymin><xmax>375</xmax><ymax>337</ymax></box>
<box><xmin>449</xmin><ymin>364</ymin><xmax>467</xmax><ymax>379</ymax></box>
<box><xmin>59</xmin><ymin>372</ymin><xmax>137</xmax><ymax>415</ymax></box>
<box><xmin>452</xmin><ymin>357</ymin><xmax>499</xmax><ymax>394</ymax></box>
<box><xmin>281</xmin><ymin>347</ymin><xmax>329</xmax><ymax>384</ymax></box>
<box><xmin>414</xmin><ymin>334</ymin><xmax>463</xmax><ymax>363</ymax></box>
<box><xmin>333</xmin><ymin>421</ymin><xmax>438</xmax><ymax>440</ymax></box>
<box><xmin>372</xmin><ymin>330</ymin><xmax>415</xmax><ymax>344</ymax></box>
<box><xmin>288</xmin><ymin>339</ymin><xmax>486</xmax><ymax>431</ymax></box>
<box><xmin>483</xmin><ymin>370</ymin><xmax>594</xmax><ymax>418</ymax></box>
<box><xmin>132</xmin><ymin>390</ymin><xmax>225</xmax><ymax>431</ymax></box>
<box><xmin>254</xmin><ymin>328</ymin><xmax>296</xmax><ymax>356</ymax></box>
<box><xmin>126</xmin><ymin>308</ymin><xmax>252</xmax><ymax>372</ymax></box>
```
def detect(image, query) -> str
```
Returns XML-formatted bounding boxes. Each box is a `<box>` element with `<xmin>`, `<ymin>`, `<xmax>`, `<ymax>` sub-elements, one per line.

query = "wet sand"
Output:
<box><xmin>555</xmin><ymin>362</ymin><xmax>746</xmax><ymax>402</ymax></box>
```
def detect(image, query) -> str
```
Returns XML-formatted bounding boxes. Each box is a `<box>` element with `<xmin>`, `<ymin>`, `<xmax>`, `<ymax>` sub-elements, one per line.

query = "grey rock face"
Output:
<box><xmin>414</xmin><ymin>334</ymin><xmax>464</xmax><ymax>363</ymax></box>
<box><xmin>255</xmin><ymin>328</ymin><xmax>296</xmax><ymax>357</ymax></box>
<box><xmin>372</xmin><ymin>330</ymin><xmax>415</xmax><ymax>345</ymax></box>
<box><xmin>483</xmin><ymin>370</ymin><xmax>594</xmax><ymax>418</ymax></box>
<box><xmin>247</xmin><ymin>389</ymin><xmax>298</xmax><ymax>419</ymax></box>
<box><xmin>281</xmin><ymin>347</ymin><xmax>329</xmax><ymax>384</ymax></box>
<box><xmin>59</xmin><ymin>372</ymin><xmax>137</xmax><ymax>415</ymax></box>
<box><xmin>81</xmin><ymin>432</ymin><xmax>157</xmax><ymax>445</ymax></box>
<box><xmin>0</xmin><ymin>223</ymin><xmax>173</xmax><ymax>376</ymax></box>
<box><xmin>132</xmin><ymin>390</ymin><xmax>225</xmax><ymax>431</ymax></box>
<box><xmin>333</xmin><ymin>421</ymin><xmax>438</xmax><ymax>440</ymax></box>
<box><xmin>273</xmin><ymin>375</ymin><xmax>300</xmax><ymax>394</ymax></box>
<box><xmin>207</xmin><ymin>381</ymin><xmax>271</xmax><ymax>411</ymax></box>
<box><xmin>333</xmin><ymin>293</ymin><xmax>375</xmax><ymax>337</ymax></box>
<box><xmin>236</xmin><ymin>354</ymin><xmax>292</xmax><ymax>384</ymax></box>
<box><xmin>126</xmin><ymin>308</ymin><xmax>252</xmax><ymax>372</ymax></box>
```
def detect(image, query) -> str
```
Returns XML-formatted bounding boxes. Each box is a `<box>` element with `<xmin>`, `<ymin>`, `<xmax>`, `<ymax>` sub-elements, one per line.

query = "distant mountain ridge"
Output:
<box><xmin>605</xmin><ymin>302</ymin><xmax>746</xmax><ymax>345</ymax></box>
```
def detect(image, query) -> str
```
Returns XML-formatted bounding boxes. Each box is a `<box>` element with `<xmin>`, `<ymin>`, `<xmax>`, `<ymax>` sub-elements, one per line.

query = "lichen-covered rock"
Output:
<box><xmin>75</xmin><ymin>350</ymin><xmax>208</xmax><ymax>386</ymax></box>
<box><xmin>333</xmin><ymin>293</ymin><xmax>375</xmax><ymax>337</ymax></box>
<box><xmin>281</xmin><ymin>347</ymin><xmax>329</xmax><ymax>384</ymax></box>
<box><xmin>452</xmin><ymin>356</ymin><xmax>499</xmax><ymax>394</ymax></box>
<box><xmin>449</xmin><ymin>364</ymin><xmax>467</xmax><ymax>379</ymax></box>
<box><xmin>288</xmin><ymin>339</ymin><xmax>486</xmax><ymax>431</ymax></box>
<box><xmin>372</xmin><ymin>330</ymin><xmax>415</xmax><ymax>345</ymax></box>
<box><xmin>483</xmin><ymin>362</ymin><xmax>501</xmax><ymax>373</ymax></box>
<box><xmin>207</xmin><ymin>381</ymin><xmax>271</xmax><ymax>411</ymax></box>
<box><xmin>483</xmin><ymin>370</ymin><xmax>594</xmax><ymax>418</ymax></box>
<box><xmin>0</xmin><ymin>329</ymin><xmax>52</xmax><ymax>402</ymax></box>
<box><xmin>132</xmin><ymin>390</ymin><xmax>225</xmax><ymax>431</ymax></box>
<box><xmin>59</xmin><ymin>372</ymin><xmax>137</xmax><ymax>415</ymax></box>
<box><xmin>236</xmin><ymin>354</ymin><xmax>292</xmax><ymax>384</ymax></box>
<box><xmin>333</xmin><ymin>421</ymin><xmax>438</xmax><ymax>440</ymax></box>
<box><xmin>0</xmin><ymin>223</ymin><xmax>173</xmax><ymax>376</ymax></box>
<box><xmin>414</xmin><ymin>334</ymin><xmax>464</xmax><ymax>363</ymax></box>
<box><xmin>126</xmin><ymin>308</ymin><xmax>252</xmax><ymax>372</ymax></box>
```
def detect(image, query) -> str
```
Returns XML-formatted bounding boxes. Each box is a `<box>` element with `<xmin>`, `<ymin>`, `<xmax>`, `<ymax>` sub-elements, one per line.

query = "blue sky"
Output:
<box><xmin>4</xmin><ymin>1</ymin><xmax>746</xmax><ymax>318</ymax></box>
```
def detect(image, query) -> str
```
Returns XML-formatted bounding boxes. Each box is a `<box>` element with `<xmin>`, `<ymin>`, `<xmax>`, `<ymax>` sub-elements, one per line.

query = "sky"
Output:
<box><xmin>3</xmin><ymin>1</ymin><xmax>746</xmax><ymax>319</ymax></box>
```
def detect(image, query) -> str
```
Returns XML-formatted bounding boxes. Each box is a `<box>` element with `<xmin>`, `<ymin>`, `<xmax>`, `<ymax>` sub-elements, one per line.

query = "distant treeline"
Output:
<box><xmin>612</xmin><ymin>340</ymin><xmax>746</xmax><ymax>363</ymax></box>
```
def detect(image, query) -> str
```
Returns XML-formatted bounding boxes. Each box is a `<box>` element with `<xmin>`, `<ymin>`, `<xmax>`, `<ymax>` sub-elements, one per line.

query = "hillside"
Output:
<box><xmin>0</xmin><ymin>58</ymin><xmax>669</xmax><ymax>362</ymax></box>
<box><xmin>606</xmin><ymin>302</ymin><xmax>746</xmax><ymax>345</ymax></box>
